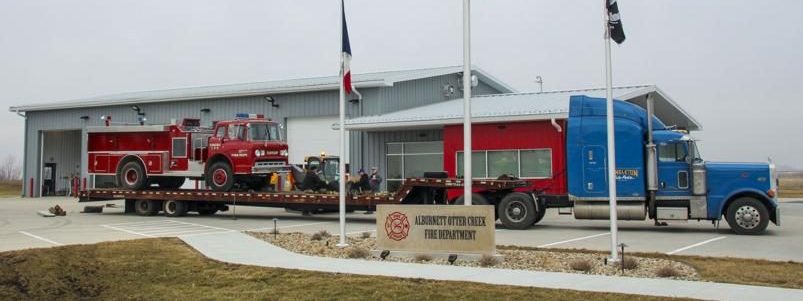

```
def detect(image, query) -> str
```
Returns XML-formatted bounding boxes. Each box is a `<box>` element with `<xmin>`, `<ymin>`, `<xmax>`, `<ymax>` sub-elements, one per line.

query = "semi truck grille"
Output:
<box><xmin>252</xmin><ymin>161</ymin><xmax>286</xmax><ymax>173</ymax></box>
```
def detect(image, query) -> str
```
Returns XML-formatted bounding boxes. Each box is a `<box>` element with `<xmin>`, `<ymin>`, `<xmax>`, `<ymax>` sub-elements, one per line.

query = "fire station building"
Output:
<box><xmin>10</xmin><ymin>66</ymin><xmax>697</xmax><ymax>197</ymax></box>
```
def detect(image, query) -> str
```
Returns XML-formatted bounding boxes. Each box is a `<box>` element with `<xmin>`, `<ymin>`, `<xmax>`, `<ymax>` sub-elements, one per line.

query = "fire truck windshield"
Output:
<box><xmin>248</xmin><ymin>123</ymin><xmax>281</xmax><ymax>141</ymax></box>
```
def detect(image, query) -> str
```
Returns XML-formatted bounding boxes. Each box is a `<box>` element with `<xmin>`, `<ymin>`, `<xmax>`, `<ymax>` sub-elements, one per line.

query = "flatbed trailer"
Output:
<box><xmin>78</xmin><ymin>177</ymin><xmax>531</xmax><ymax>218</ymax></box>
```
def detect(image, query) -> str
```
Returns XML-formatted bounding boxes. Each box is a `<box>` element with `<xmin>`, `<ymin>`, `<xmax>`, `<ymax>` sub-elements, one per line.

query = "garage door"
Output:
<box><xmin>286</xmin><ymin>116</ymin><xmax>340</xmax><ymax>164</ymax></box>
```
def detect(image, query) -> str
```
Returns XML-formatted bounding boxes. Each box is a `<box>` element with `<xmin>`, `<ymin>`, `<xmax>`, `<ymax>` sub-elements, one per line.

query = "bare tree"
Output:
<box><xmin>0</xmin><ymin>155</ymin><xmax>22</xmax><ymax>181</ymax></box>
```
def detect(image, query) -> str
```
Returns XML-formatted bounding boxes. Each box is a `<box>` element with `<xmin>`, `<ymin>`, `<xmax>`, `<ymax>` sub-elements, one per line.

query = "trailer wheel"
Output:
<box><xmin>197</xmin><ymin>209</ymin><xmax>217</xmax><ymax>216</ymax></box>
<box><xmin>497</xmin><ymin>192</ymin><xmax>537</xmax><ymax>230</ymax></box>
<box><xmin>163</xmin><ymin>200</ymin><xmax>188</xmax><ymax>217</ymax></box>
<box><xmin>156</xmin><ymin>177</ymin><xmax>186</xmax><ymax>189</ymax></box>
<box><xmin>207</xmin><ymin>162</ymin><xmax>234</xmax><ymax>191</ymax></box>
<box><xmin>118</xmin><ymin>161</ymin><xmax>147</xmax><ymax>190</ymax></box>
<box><xmin>134</xmin><ymin>200</ymin><xmax>159</xmax><ymax>216</ymax></box>
<box><xmin>725</xmin><ymin>197</ymin><xmax>769</xmax><ymax>235</ymax></box>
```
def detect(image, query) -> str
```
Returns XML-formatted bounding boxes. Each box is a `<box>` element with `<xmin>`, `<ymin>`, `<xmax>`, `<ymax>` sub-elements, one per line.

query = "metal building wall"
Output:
<box><xmin>21</xmin><ymin>75</ymin><xmax>504</xmax><ymax>197</ymax></box>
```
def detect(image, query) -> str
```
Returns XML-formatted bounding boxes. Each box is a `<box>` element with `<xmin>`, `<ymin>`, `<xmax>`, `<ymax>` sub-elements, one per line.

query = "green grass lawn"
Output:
<box><xmin>0</xmin><ymin>238</ymin><xmax>690</xmax><ymax>301</ymax></box>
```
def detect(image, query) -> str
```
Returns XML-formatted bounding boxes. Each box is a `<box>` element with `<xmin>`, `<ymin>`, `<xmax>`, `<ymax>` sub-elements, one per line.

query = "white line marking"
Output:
<box><xmin>178</xmin><ymin>230</ymin><xmax>237</xmax><ymax>238</ymax></box>
<box><xmin>19</xmin><ymin>231</ymin><xmax>63</xmax><ymax>246</ymax></box>
<box><xmin>666</xmin><ymin>236</ymin><xmax>727</xmax><ymax>255</ymax></box>
<box><xmin>246</xmin><ymin>221</ymin><xmax>331</xmax><ymax>232</ymax></box>
<box><xmin>168</xmin><ymin>220</ymin><xmax>233</xmax><ymax>232</ymax></box>
<box><xmin>101</xmin><ymin>224</ymin><xmax>155</xmax><ymax>238</ymax></box>
<box><xmin>104</xmin><ymin>220</ymin><xmax>174</xmax><ymax>226</ymax></box>
<box><xmin>139</xmin><ymin>227</ymin><xmax>220</xmax><ymax>235</ymax></box>
<box><xmin>537</xmin><ymin>232</ymin><xmax>611</xmax><ymax>248</ymax></box>
<box><xmin>137</xmin><ymin>225</ymin><xmax>209</xmax><ymax>234</ymax></box>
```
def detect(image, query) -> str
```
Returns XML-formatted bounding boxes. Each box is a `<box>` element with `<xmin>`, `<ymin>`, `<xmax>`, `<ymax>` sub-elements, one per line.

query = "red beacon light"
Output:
<box><xmin>235</xmin><ymin>113</ymin><xmax>265</xmax><ymax>119</ymax></box>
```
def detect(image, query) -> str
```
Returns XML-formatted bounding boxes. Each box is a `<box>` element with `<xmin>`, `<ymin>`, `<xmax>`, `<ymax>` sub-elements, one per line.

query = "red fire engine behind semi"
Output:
<box><xmin>87</xmin><ymin>113</ymin><xmax>288</xmax><ymax>192</ymax></box>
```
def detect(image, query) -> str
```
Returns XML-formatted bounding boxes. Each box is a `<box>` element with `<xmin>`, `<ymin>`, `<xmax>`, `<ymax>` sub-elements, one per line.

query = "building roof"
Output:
<box><xmin>343</xmin><ymin>85</ymin><xmax>702</xmax><ymax>131</ymax></box>
<box><xmin>9</xmin><ymin>66</ymin><xmax>514</xmax><ymax>112</ymax></box>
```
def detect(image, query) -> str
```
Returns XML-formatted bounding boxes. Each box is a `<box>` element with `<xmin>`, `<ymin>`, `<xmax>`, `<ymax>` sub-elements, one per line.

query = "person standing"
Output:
<box><xmin>369</xmin><ymin>167</ymin><xmax>382</xmax><ymax>193</ymax></box>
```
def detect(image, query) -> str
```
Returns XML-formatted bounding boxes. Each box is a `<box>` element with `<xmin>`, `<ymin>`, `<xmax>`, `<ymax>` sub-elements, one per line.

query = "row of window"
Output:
<box><xmin>457</xmin><ymin>149</ymin><xmax>552</xmax><ymax>179</ymax></box>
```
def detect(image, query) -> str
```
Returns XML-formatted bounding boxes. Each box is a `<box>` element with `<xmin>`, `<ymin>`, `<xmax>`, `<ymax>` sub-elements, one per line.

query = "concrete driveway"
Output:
<box><xmin>1</xmin><ymin>196</ymin><xmax>800</xmax><ymax>261</ymax></box>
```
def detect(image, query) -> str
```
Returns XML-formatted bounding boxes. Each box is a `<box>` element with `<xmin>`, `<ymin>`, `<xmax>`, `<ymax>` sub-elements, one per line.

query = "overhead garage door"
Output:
<box><xmin>287</xmin><ymin>116</ymin><xmax>340</xmax><ymax>164</ymax></box>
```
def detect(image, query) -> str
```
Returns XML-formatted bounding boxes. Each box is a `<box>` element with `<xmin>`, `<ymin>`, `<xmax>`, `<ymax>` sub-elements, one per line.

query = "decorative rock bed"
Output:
<box><xmin>247</xmin><ymin>231</ymin><xmax>698</xmax><ymax>280</ymax></box>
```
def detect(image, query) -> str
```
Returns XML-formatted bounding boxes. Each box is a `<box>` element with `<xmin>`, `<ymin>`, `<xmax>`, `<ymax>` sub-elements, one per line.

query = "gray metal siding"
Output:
<box><xmin>361</xmin><ymin>129</ymin><xmax>443</xmax><ymax>191</ymax></box>
<box><xmin>20</xmin><ymin>74</ymin><xmax>502</xmax><ymax>196</ymax></box>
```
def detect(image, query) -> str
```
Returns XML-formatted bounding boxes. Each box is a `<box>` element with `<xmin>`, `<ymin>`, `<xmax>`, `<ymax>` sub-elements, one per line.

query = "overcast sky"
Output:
<box><xmin>1</xmin><ymin>0</ymin><xmax>802</xmax><ymax>169</ymax></box>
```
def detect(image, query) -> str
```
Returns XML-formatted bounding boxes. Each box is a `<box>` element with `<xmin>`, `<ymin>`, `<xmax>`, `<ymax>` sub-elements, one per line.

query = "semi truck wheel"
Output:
<box><xmin>207</xmin><ymin>162</ymin><xmax>234</xmax><ymax>191</ymax></box>
<box><xmin>134</xmin><ymin>200</ymin><xmax>159</xmax><ymax>216</ymax></box>
<box><xmin>118</xmin><ymin>161</ymin><xmax>148</xmax><ymax>190</ymax></box>
<box><xmin>534</xmin><ymin>199</ymin><xmax>547</xmax><ymax>225</ymax></box>
<box><xmin>497</xmin><ymin>192</ymin><xmax>537</xmax><ymax>230</ymax></box>
<box><xmin>725</xmin><ymin>197</ymin><xmax>769</xmax><ymax>235</ymax></box>
<box><xmin>163</xmin><ymin>200</ymin><xmax>188</xmax><ymax>217</ymax></box>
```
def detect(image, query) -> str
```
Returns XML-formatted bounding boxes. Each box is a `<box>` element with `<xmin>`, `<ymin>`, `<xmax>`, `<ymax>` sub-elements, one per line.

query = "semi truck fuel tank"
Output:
<box><xmin>573</xmin><ymin>200</ymin><xmax>646</xmax><ymax>220</ymax></box>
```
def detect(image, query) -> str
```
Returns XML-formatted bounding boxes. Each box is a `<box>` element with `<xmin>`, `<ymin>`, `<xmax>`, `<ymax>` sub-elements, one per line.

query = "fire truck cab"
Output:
<box><xmin>87</xmin><ymin>113</ymin><xmax>288</xmax><ymax>192</ymax></box>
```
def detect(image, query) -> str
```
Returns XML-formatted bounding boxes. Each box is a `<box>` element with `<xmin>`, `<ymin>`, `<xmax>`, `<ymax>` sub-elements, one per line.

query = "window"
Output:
<box><xmin>215</xmin><ymin>126</ymin><xmax>226</xmax><ymax>138</ymax></box>
<box><xmin>521</xmin><ymin>149</ymin><xmax>552</xmax><ymax>178</ymax></box>
<box><xmin>457</xmin><ymin>149</ymin><xmax>552</xmax><ymax>179</ymax></box>
<box><xmin>659</xmin><ymin>143</ymin><xmax>687</xmax><ymax>162</ymax></box>
<box><xmin>248</xmin><ymin>123</ymin><xmax>281</xmax><ymax>141</ymax></box>
<box><xmin>228</xmin><ymin>125</ymin><xmax>244</xmax><ymax>140</ymax></box>
<box><xmin>172</xmin><ymin>138</ymin><xmax>187</xmax><ymax>158</ymax></box>
<box><xmin>456</xmin><ymin>152</ymin><xmax>486</xmax><ymax>178</ymax></box>
<box><xmin>386</xmin><ymin>141</ymin><xmax>443</xmax><ymax>192</ymax></box>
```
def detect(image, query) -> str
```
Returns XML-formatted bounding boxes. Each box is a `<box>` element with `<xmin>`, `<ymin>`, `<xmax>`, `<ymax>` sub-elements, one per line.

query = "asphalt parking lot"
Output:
<box><xmin>1</xmin><ymin>196</ymin><xmax>801</xmax><ymax>261</ymax></box>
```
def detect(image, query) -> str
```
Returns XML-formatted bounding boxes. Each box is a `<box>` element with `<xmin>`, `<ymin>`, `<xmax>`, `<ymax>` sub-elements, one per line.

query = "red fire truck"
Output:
<box><xmin>87</xmin><ymin>113</ymin><xmax>288</xmax><ymax>192</ymax></box>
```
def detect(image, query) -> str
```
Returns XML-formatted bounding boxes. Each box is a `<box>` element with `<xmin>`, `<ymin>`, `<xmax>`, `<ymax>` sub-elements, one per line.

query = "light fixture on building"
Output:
<box><xmin>457</xmin><ymin>73</ymin><xmax>478</xmax><ymax>90</ymax></box>
<box><xmin>442</xmin><ymin>84</ymin><xmax>456</xmax><ymax>98</ymax></box>
<box><xmin>265</xmin><ymin>96</ymin><xmax>279</xmax><ymax>108</ymax></box>
<box><xmin>200</xmin><ymin>108</ymin><xmax>211</xmax><ymax>113</ymax></box>
<box><xmin>79</xmin><ymin>116</ymin><xmax>89</xmax><ymax>120</ymax></box>
<box><xmin>131</xmin><ymin>105</ymin><xmax>146</xmax><ymax>125</ymax></box>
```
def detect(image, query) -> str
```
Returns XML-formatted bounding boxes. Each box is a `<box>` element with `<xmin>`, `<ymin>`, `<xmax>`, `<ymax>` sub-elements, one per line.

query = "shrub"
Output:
<box><xmin>414</xmin><ymin>254</ymin><xmax>433</xmax><ymax>262</ymax></box>
<box><xmin>478</xmin><ymin>254</ymin><xmax>498</xmax><ymax>267</ymax></box>
<box><xmin>361</xmin><ymin>232</ymin><xmax>372</xmax><ymax>239</ymax></box>
<box><xmin>618</xmin><ymin>257</ymin><xmax>639</xmax><ymax>270</ymax></box>
<box><xmin>346</xmin><ymin>247</ymin><xmax>370</xmax><ymax>259</ymax></box>
<box><xmin>316</xmin><ymin>230</ymin><xmax>331</xmax><ymax>238</ymax></box>
<box><xmin>655</xmin><ymin>265</ymin><xmax>681</xmax><ymax>278</ymax></box>
<box><xmin>569</xmin><ymin>259</ymin><xmax>594</xmax><ymax>272</ymax></box>
<box><xmin>310</xmin><ymin>233</ymin><xmax>323</xmax><ymax>241</ymax></box>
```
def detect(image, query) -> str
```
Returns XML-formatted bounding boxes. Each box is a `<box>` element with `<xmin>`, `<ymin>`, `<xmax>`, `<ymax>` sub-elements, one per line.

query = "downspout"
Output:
<box><xmin>550</xmin><ymin>118</ymin><xmax>563</xmax><ymax>133</ymax></box>
<box><xmin>15</xmin><ymin>109</ymin><xmax>27</xmax><ymax>197</ymax></box>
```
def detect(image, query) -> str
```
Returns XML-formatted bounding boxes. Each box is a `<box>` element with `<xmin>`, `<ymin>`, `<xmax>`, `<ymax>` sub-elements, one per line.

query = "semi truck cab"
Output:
<box><xmin>567</xmin><ymin>95</ymin><xmax>779</xmax><ymax>234</ymax></box>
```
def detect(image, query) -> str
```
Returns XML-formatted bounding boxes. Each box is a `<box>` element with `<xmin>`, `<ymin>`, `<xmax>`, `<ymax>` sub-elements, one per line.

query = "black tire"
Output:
<box><xmin>534</xmin><ymin>199</ymin><xmax>547</xmax><ymax>225</ymax></box>
<box><xmin>497</xmin><ymin>192</ymin><xmax>537</xmax><ymax>230</ymax></box>
<box><xmin>725</xmin><ymin>197</ymin><xmax>769</xmax><ymax>235</ymax></box>
<box><xmin>453</xmin><ymin>193</ymin><xmax>488</xmax><ymax>205</ymax></box>
<box><xmin>163</xmin><ymin>200</ymin><xmax>188</xmax><ymax>217</ymax></box>
<box><xmin>197</xmin><ymin>209</ymin><xmax>217</xmax><ymax>216</ymax></box>
<box><xmin>134</xmin><ymin>199</ymin><xmax>159</xmax><ymax>216</ymax></box>
<box><xmin>118</xmin><ymin>161</ymin><xmax>148</xmax><ymax>190</ymax></box>
<box><xmin>156</xmin><ymin>177</ymin><xmax>186</xmax><ymax>189</ymax></box>
<box><xmin>206</xmin><ymin>161</ymin><xmax>234</xmax><ymax>191</ymax></box>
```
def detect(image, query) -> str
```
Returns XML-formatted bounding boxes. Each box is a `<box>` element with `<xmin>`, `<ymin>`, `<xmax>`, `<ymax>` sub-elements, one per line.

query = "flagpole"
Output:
<box><xmin>604</xmin><ymin>2</ymin><xmax>619</xmax><ymax>262</ymax></box>
<box><xmin>337</xmin><ymin>0</ymin><xmax>348</xmax><ymax>248</ymax></box>
<box><xmin>462</xmin><ymin>0</ymin><xmax>472</xmax><ymax>206</ymax></box>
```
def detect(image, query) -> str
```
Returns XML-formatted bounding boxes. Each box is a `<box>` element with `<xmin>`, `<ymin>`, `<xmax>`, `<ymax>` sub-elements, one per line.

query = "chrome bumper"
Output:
<box><xmin>252</xmin><ymin>161</ymin><xmax>287</xmax><ymax>174</ymax></box>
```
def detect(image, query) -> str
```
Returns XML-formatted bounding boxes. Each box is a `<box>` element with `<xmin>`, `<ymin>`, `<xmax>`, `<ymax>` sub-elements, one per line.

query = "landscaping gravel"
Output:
<box><xmin>247</xmin><ymin>231</ymin><xmax>699</xmax><ymax>280</ymax></box>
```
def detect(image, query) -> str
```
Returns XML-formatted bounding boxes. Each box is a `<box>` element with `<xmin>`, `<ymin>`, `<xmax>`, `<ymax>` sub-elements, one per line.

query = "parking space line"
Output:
<box><xmin>102</xmin><ymin>220</ymin><xmax>174</xmax><ymax>226</ymax></box>
<box><xmin>101</xmin><ymin>224</ymin><xmax>156</xmax><ymax>238</ymax></box>
<box><xmin>537</xmin><ymin>232</ymin><xmax>611</xmax><ymax>248</ymax></box>
<box><xmin>246</xmin><ymin>221</ymin><xmax>331</xmax><ymax>232</ymax></box>
<box><xmin>169</xmin><ymin>220</ymin><xmax>234</xmax><ymax>232</ymax></box>
<box><xmin>19</xmin><ymin>231</ymin><xmax>63</xmax><ymax>246</ymax></box>
<box><xmin>146</xmin><ymin>228</ymin><xmax>229</xmax><ymax>236</ymax></box>
<box><xmin>666</xmin><ymin>236</ymin><xmax>727</xmax><ymax>255</ymax></box>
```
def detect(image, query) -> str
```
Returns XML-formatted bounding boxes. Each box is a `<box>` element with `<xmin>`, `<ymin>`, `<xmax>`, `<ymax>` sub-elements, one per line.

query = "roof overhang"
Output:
<box><xmin>342</xmin><ymin>85</ymin><xmax>702</xmax><ymax>132</ymax></box>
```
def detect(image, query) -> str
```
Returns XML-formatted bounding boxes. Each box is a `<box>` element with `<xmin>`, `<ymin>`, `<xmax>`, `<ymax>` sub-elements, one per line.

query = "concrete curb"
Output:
<box><xmin>179</xmin><ymin>231</ymin><xmax>803</xmax><ymax>301</ymax></box>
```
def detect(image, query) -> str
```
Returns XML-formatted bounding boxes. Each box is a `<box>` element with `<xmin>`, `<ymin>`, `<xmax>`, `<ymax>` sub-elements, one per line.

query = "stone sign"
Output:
<box><xmin>375</xmin><ymin>204</ymin><xmax>495</xmax><ymax>255</ymax></box>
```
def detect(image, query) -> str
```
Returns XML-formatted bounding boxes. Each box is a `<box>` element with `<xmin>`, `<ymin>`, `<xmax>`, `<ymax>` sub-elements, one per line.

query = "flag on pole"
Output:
<box><xmin>606</xmin><ymin>0</ymin><xmax>626</xmax><ymax>44</ymax></box>
<box><xmin>341</xmin><ymin>1</ymin><xmax>361</xmax><ymax>100</ymax></box>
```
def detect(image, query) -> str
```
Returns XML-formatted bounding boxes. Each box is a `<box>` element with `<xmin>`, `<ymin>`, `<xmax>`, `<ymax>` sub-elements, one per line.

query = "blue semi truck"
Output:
<box><xmin>488</xmin><ymin>94</ymin><xmax>780</xmax><ymax>234</ymax></box>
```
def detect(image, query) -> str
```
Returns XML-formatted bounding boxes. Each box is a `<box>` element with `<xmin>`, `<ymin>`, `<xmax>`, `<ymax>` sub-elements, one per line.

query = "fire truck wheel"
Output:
<box><xmin>134</xmin><ymin>200</ymin><xmax>159</xmax><ymax>216</ymax></box>
<box><xmin>163</xmin><ymin>200</ymin><xmax>188</xmax><ymax>217</ymax></box>
<box><xmin>725</xmin><ymin>197</ymin><xmax>769</xmax><ymax>235</ymax></box>
<box><xmin>118</xmin><ymin>161</ymin><xmax>147</xmax><ymax>190</ymax></box>
<box><xmin>207</xmin><ymin>162</ymin><xmax>234</xmax><ymax>191</ymax></box>
<box><xmin>497</xmin><ymin>192</ymin><xmax>537</xmax><ymax>230</ymax></box>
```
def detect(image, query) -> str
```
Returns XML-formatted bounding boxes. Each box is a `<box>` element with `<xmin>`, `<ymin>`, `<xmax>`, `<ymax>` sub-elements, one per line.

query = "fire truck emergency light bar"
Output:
<box><xmin>235</xmin><ymin>113</ymin><xmax>265</xmax><ymax>119</ymax></box>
